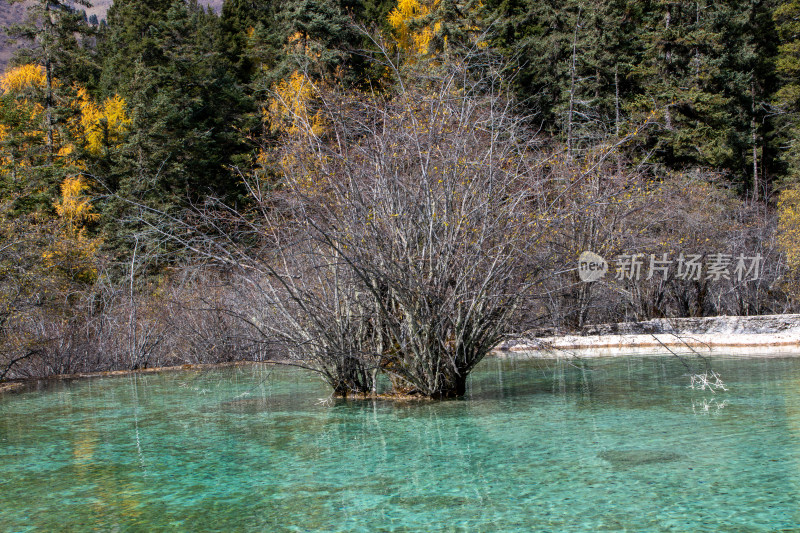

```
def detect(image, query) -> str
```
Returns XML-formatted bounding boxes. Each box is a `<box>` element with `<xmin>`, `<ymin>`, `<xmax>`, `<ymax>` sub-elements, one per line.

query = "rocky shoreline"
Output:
<box><xmin>494</xmin><ymin>314</ymin><xmax>800</xmax><ymax>357</ymax></box>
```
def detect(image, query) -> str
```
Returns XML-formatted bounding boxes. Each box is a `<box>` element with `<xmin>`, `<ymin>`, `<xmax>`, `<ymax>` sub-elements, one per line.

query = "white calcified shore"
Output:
<box><xmin>494</xmin><ymin>314</ymin><xmax>800</xmax><ymax>358</ymax></box>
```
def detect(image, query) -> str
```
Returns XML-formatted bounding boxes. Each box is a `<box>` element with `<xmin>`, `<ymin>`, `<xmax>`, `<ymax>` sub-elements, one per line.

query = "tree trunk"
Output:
<box><xmin>44</xmin><ymin>1</ymin><xmax>53</xmax><ymax>161</ymax></box>
<box><xmin>664</xmin><ymin>6</ymin><xmax>673</xmax><ymax>131</ymax></box>
<box><xmin>567</xmin><ymin>9</ymin><xmax>581</xmax><ymax>159</ymax></box>
<box><xmin>751</xmin><ymin>81</ymin><xmax>759</xmax><ymax>202</ymax></box>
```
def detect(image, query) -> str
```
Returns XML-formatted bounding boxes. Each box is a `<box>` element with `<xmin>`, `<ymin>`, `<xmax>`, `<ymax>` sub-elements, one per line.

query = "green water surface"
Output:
<box><xmin>1</xmin><ymin>355</ymin><xmax>800</xmax><ymax>532</ymax></box>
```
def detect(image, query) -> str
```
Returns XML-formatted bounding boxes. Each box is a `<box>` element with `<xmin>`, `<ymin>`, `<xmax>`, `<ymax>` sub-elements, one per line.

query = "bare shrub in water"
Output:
<box><xmin>160</xmin><ymin>50</ymin><xmax>548</xmax><ymax>398</ymax></box>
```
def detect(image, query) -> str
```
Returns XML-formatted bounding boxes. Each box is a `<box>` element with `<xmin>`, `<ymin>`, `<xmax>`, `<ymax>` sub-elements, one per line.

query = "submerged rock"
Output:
<box><xmin>216</xmin><ymin>398</ymin><xmax>273</xmax><ymax>413</ymax></box>
<box><xmin>599</xmin><ymin>449</ymin><xmax>685</xmax><ymax>467</ymax></box>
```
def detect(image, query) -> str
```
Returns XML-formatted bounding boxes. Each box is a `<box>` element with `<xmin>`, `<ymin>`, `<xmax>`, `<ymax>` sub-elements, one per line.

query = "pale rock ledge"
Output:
<box><xmin>494</xmin><ymin>315</ymin><xmax>800</xmax><ymax>357</ymax></box>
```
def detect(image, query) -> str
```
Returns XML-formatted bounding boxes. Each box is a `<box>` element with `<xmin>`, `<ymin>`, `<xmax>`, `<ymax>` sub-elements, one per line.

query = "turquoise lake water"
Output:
<box><xmin>1</xmin><ymin>355</ymin><xmax>800</xmax><ymax>532</ymax></box>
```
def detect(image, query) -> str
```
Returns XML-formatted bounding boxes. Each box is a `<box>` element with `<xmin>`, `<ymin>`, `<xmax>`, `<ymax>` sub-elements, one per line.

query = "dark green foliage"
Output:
<box><xmin>94</xmin><ymin>0</ymin><xmax>251</xmax><ymax>257</ymax></box>
<box><xmin>483</xmin><ymin>0</ymin><xmax>782</xmax><ymax>192</ymax></box>
<box><xmin>717</xmin><ymin>0</ymin><xmax>780</xmax><ymax>196</ymax></box>
<box><xmin>630</xmin><ymin>1</ymin><xmax>734</xmax><ymax>169</ymax></box>
<box><xmin>0</xmin><ymin>95</ymin><xmax>66</xmax><ymax>217</ymax></box>
<box><xmin>279</xmin><ymin>0</ymin><xmax>359</xmax><ymax>79</ymax></box>
<box><xmin>5</xmin><ymin>0</ymin><xmax>97</xmax><ymax>214</ymax></box>
<box><xmin>219</xmin><ymin>0</ymin><xmax>284</xmax><ymax>84</ymax></box>
<box><xmin>100</xmin><ymin>2</ymin><xmax>249</xmax><ymax>202</ymax></box>
<box><xmin>775</xmin><ymin>0</ymin><xmax>800</xmax><ymax>185</ymax></box>
<box><xmin>9</xmin><ymin>0</ymin><xmax>98</xmax><ymax>85</ymax></box>
<box><xmin>483</xmin><ymin>0</ymin><xmax>643</xmax><ymax>144</ymax></box>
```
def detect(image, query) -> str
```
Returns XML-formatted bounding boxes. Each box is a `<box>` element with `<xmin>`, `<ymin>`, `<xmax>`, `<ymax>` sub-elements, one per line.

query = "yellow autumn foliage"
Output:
<box><xmin>76</xmin><ymin>87</ymin><xmax>131</xmax><ymax>155</ymax></box>
<box><xmin>388</xmin><ymin>0</ymin><xmax>435</xmax><ymax>55</ymax></box>
<box><xmin>0</xmin><ymin>64</ymin><xmax>46</xmax><ymax>139</ymax></box>
<box><xmin>0</xmin><ymin>67</ymin><xmax>50</xmax><ymax>179</ymax></box>
<box><xmin>267</xmin><ymin>70</ymin><xmax>326</xmax><ymax>137</ymax></box>
<box><xmin>75</xmin><ymin>88</ymin><xmax>103</xmax><ymax>153</ymax></box>
<box><xmin>1</xmin><ymin>64</ymin><xmax>47</xmax><ymax>94</ymax></box>
<box><xmin>387</xmin><ymin>0</ymin><xmax>485</xmax><ymax>57</ymax></box>
<box><xmin>0</xmin><ymin>65</ymin><xmax>113</xmax><ymax>287</ymax></box>
<box><xmin>41</xmin><ymin>230</ymin><xmax>102</xmax><ymax>284</ymax></box>
<box><xmin>54</xmin><ymin>176</ymin><xmax>100</xmax><ymax>234</ymax></box>
<box><xmin>0</xmin><ymin>64</ymin><xmax>130</xmax><ymax>184</ymax></box>
<box><xmin>46</xmin><ymin>175</ymin><xmax>102</xmax><ymax>283</ymax></box>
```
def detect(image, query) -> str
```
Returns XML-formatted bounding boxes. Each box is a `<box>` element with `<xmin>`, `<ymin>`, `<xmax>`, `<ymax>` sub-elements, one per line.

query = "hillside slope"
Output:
<box><xmin>0</xmin><ymin>1</ymin><xmax>27</xmax><ymax>70</ymax></box>
<box><xmin>0</xmin><ymin>0</ymin><xmax>225</xmax><ymax>72</ymax></box>
<box><xmin>83</xmin><ymin>0</ymin><xmax>224</xmax><ymax>18</ymax></box>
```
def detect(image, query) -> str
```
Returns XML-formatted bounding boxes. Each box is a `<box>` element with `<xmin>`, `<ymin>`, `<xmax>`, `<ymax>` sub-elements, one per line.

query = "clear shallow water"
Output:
<box><xmin>1</xmin><ymin>356</ymin><xmax>799</xmax><ymax>532</ymax></box>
